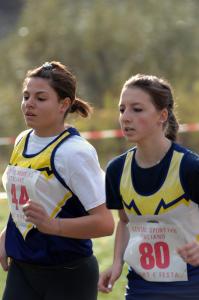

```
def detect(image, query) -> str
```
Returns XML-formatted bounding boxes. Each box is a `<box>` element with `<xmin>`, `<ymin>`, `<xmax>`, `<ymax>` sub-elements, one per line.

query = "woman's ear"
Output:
<box><xmin>159</xmin><ymin>108</ymin><xmax>168</xmax><ymax>125</ymax></box>
<box><xmin>60</xmin><ymin>97</ymin><xmax>71</xmax><ymax>114</ymax></box>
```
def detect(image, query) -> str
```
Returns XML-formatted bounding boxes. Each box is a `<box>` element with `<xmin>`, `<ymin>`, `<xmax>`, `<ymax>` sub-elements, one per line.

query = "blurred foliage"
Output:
<box><xmin>0</xmin><ymin>0</ymin><xmax>199</xmax><ymax>165</ymax></box>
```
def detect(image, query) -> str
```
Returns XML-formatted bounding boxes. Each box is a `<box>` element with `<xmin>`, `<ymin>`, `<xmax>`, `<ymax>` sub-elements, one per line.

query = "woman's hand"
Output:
<box><xmin>23</xmin><ymin>200</ymin><xmax>58</xmax><ymax>235</ymax></box>
<box><xmin>177</xmin><ymin>241</ymin><xmax>199</xmax><ymax>266</ymax></box>
<box><xmin>98</xmin><ymin>262</ymin><xmax>123</xmax><ymax>293</ymax></box>
<box><xmin>0</xmin><ymin>228</ymin><xmax>9</xmax><ymax>271</ymax></box>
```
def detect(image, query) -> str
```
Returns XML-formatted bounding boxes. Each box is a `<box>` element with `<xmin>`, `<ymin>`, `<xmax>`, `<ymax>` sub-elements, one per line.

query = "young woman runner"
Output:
<box><xmin>98</xmin><ymin>74</ymin><xmax>199</xmax><ymax>299</ymax></box>
<box><xmin>0</xmin><ymin>61</ymin><xmax>114</xmax><ymax>300</ymax></box>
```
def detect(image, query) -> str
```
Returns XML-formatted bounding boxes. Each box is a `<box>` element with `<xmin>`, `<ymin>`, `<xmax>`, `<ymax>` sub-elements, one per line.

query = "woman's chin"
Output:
<box><xmin>124</xmin><ymin>134</ymin><xmax>138</xmax><ymax>143</ymax></box>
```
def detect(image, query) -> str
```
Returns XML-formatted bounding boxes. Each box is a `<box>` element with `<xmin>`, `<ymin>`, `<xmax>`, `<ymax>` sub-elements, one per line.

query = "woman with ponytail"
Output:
<box><xmin>98</xmin><ymin>74</ymin><xmax>199</xmax><ymax>299</ymax></box>
<box><xmin>0</xmin><ymin>61</ymin><xmax>114</xmax><ymax>300</ymax></box>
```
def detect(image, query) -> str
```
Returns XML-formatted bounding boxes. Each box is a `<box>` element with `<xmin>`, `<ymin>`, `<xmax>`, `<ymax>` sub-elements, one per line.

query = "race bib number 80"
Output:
<box><xmin>124</xmin><ymin>222</ymin><xmax>188</xmax><ymax>282</ymax></box>
<box><xmin>139</xmin><ymin>241</ymin><xmax>169</xmax><ymax>270</ymax></box>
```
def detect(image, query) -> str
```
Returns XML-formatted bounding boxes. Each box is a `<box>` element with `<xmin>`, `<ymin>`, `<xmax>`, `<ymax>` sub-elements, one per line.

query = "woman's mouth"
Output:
<box><xmin>123</xmin><ymin>127</ymin><xmax>135</xmax><ymax>133</ymax></box>
<box><xmin>25</xmin><ymin>111</ymin><xmax>36</xmax><ymax>117</ymax></box>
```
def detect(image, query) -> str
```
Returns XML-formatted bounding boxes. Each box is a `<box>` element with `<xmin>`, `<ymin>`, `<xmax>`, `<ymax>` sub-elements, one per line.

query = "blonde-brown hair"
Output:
<box><xmin>124</xmin><ymin>74</ymin><xmax>179</xmax><ymax>141</ymax></box>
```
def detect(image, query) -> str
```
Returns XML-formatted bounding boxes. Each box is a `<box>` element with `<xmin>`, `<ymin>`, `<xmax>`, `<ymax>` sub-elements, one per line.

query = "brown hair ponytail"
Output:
<box><xmin>165</xmin><ymin>110</ymin><xmax>179</xmax><ymax>141</ymax></box>
<box><xmin>69</xmin><ymin>97</ymin><xmax>93</xmax><ymax>118</ymax></box>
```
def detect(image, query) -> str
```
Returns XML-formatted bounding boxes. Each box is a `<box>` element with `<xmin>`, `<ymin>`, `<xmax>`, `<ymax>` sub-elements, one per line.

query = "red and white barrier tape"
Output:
<box><xmin>0</xmin><ymin>123</ymin><xmax>198</xmax><ymax>145</ymax></box>
<box><xmin>179</xmin><ymin>123</ymin><xmax>199</xmax><ymax>133</ymax></box>
<box><xmin>81</xmin><ymin>129</ymin><xmax>124</xmax><ymax>140</ymax></box>
<box><xmin>0</xmin><ymin>192</ymin><xmax>6</xmax><ymax>200</ymax></box>
<box><xmin>0</xmin><ymin>137</ymin><xmax>16</xmax><ymax>146</ymax></box>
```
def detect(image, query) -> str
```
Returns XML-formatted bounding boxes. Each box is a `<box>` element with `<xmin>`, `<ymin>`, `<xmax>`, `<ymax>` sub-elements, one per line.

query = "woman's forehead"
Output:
<box><xmin>119</xmin><ymin>87</ymin><xmax>152</xmax><ymax>104</ymax></box>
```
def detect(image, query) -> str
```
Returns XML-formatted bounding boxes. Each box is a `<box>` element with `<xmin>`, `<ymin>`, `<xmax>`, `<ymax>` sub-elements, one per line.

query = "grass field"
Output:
<box><xmin>0</xmin><ymin>200</ymin><xmax>127</xmax><ymax>300</ymax></box>
<box><xmin>0</xmin><ymin>200</ymin><xmax>8</xmax><ymax>300</ymax></box>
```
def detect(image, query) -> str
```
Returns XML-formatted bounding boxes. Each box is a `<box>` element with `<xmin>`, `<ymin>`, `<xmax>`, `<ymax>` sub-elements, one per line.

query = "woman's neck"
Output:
<box><xmin>33</xmin><ymin>124</ymin><xmax>68</xmax><ymax>137</ymax></box>
<box><xmin>135</xmin><ymin>137</ymin><xmax>172</xmax><ymax>168</ymax></box>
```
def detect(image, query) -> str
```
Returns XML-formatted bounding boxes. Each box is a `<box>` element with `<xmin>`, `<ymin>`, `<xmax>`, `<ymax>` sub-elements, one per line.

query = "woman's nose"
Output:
<box><xmin>25</xmin><ymin>97</ymin><xmax>35</xmax><ymax>108</ymax></box>
<box><xmin>121</xmin><ymin>109</ymin><xmax>131</xmax><ymax>122</ymax></box>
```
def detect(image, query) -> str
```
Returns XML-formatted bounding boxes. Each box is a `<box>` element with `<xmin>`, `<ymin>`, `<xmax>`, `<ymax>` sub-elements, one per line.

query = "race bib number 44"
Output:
<box><xmin>2</xmin><ymin>165</ymin><xmax>40</xmax><ymax>230</ymax></box>
<box><xmin>124</xmin><ymin>222</ymin><xmax>188</xmax><ymax>282</ymax></box>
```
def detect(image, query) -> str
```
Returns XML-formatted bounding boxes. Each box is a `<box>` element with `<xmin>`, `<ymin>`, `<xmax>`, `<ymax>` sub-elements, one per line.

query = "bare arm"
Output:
<box><xmin>113</xmin><ymin>210</ymin><xmax>129</xmax><ymax>265</ymax></box>
<box><xmin>98</xmin><ymin>209</ymin><xmax>129</xmax><ymax>293</ymax></box>
<box><xmin>23</xmin><ymin>201</ymin><xmax>114</xmax><ymax>239</ymax></box>
<box><xmin>0</xmin><ymin>226</ymin><xmax>9</xmax><ymax>271</ymax></box>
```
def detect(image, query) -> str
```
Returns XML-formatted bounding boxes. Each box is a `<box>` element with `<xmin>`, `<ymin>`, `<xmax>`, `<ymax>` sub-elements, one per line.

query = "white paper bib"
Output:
<box><xmin>2</xmin><ymin>165</ymin><xmax>40</xmax><ymax>236</ymax></box>
<box><xmin>124</xmin><ymin>222</ymin><xmax>188</xmax><ymax>282</ymax></box>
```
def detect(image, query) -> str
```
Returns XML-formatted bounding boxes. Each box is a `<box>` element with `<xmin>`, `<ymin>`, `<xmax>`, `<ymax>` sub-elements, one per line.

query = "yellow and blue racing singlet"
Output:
<box><xmin>120</xmin><ymin>148</ymin><xmax>199</xmax><ymax>239</ymax></box>
<box><xmin>3</xmin><ymin>128</ymin><xmax>92</xmax><ymax>265</ymax></box>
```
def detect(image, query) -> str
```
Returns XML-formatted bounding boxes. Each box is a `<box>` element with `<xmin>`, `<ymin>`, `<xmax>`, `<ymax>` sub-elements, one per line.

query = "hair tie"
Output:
<box><xmin>42</xmin><ymin>62</ymin><xmax>53</xmax><ymax>70</ymax></box>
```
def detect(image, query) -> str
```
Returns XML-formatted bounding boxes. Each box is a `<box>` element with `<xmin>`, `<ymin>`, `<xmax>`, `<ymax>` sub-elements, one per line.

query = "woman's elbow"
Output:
<box><xmin>89</xmin><ymin>205</ymin><xmax>115</xmax><ymax>237</ymax></box>
<box><xmin>106</xmin><ymin>219</ymin><xmax>115</xmax><ymax>236</ymax></box>
<box><xmin>100</xmin><ymin>214</ymin><xmax>115</xmax><ymax>236</ymax></box>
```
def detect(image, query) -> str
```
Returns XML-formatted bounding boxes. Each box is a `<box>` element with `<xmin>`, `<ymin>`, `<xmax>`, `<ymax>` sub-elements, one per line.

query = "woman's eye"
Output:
<box><xmin>119</xmin><ymin>108</ymin><xmax>125</xmax><ymax>113</ymax></box>
<box><xmin>133</xmin><ymin>108</ymin><xmax>142</xmax><ymax>112</ymax></box>
<box><xmin>38</xmin><ymin>97</ymin><xmax>46</xmax><ymax>101</ymax></box>
<box><xmin>23</xmin><ymin>96</ymin><xmax>29</xmax><ymax>101</ymax></box>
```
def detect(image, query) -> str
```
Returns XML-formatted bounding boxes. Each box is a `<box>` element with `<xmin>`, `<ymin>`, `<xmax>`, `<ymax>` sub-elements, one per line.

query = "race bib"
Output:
<box><xmin>2</xmin><ymin>165</ymin><xmax>40</xmax><ymax>237</ymax></box>
<box><xmin>124</xmin><ymin>222</ymin><xmax>188</xmax><ymax>282</ymax></box>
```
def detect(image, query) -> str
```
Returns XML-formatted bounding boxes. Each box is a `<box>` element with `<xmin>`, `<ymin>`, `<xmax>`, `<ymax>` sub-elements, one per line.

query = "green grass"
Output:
<box><xmin>0</xmin><ymin>201</ymin><xmax>127</xmax><ymax>300</ymax></box>
<box><xmin>94</xmin><ymin>235</ymin><xmax>128</xmax><ymax>300</ymax></box>
<box><xmin>0</xmin><ymin>200</ymin><xmax>9</xmax><ymax>300</ymax></box>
